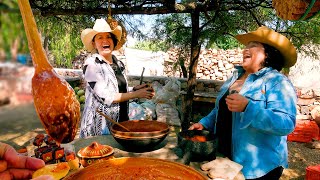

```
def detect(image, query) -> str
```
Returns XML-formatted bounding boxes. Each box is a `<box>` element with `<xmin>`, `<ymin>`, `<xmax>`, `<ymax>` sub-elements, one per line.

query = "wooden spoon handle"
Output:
<box><xmin>96</xmin><ymin>109</ymin><xmax>131</xmax><ymax>132</ymax></box>
<box><xmin>18</xmin><ymin>0</ymin><xmax>52</xmax><ymax>71</ymax></box>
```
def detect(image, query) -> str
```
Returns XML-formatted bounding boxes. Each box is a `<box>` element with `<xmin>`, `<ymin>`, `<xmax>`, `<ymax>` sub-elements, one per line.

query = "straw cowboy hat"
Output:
<box><xmin>81</xmin><ymin>18</ymin><xmax>122</xmax><ymax>52</ymax></box>
<box><xmin>235</xmin><ymin>26</ymin><xmax>297</xmax><ymax>68</ymax></box>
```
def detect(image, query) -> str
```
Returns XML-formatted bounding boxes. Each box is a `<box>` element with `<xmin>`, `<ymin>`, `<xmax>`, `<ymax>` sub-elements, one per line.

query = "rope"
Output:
<box><xmin>108</xmin><ymin>0</ymin><xmax>112</xmax><ymax>19</ymax></box>
<box><xmin>297</xmin><ymin>0</ymin><xmax>319</xmax><ymax>21</ymax></box>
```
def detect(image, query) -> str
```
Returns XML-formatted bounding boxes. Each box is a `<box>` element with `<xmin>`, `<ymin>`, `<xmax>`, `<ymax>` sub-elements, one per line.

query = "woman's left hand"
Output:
<box><xmin>225</xmin><ymin>93</ymin><xmax>249</xmax><ymax>112</ymax></box>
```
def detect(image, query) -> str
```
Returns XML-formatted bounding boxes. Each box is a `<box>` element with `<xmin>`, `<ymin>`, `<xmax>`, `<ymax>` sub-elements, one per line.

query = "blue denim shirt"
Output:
<box><xmin>200</xmin><ymin>66</ymin><xmax>297</xmax><ymax>179</ymax></box>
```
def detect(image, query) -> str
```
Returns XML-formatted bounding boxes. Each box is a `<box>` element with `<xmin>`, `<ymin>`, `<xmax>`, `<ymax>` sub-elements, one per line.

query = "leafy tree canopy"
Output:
<box><xmin>1</xmin><ymin>0</ymin><xmax>319</xmax><ymax>67</ymax></box>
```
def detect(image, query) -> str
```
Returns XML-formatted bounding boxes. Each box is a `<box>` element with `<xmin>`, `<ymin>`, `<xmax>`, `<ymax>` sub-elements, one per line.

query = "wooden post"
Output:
<box><xmin>181</xmin><ymin>10</ymin><xmax>201</xmax><ymax>130</ymax></box>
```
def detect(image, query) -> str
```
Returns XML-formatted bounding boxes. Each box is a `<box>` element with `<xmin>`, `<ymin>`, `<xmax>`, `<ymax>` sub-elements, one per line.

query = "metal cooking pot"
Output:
<box><xmin>110</xmin><ymin>120</ymin><xmax>170</xmax><ymax>152</ymax></box>
<box><xmin>177</xmin><ymin>130</ymin><xmax>218</xmax><ymax>165</ymax></box>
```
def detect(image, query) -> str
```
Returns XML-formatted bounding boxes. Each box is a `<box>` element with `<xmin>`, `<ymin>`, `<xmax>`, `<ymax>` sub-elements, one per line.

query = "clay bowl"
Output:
<box><xmin>77</xmin><ymin>141</ymin><xmax>114</xmax><ymax>167</ymax></box>
<box><xmin>110</xmin><ymin>120</ymin><xmax>170</xmax><ymax>152</ymax></box>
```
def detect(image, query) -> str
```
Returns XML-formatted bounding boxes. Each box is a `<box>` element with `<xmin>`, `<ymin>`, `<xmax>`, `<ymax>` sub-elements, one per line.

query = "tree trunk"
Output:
<box><xmin>181</xmin><ymin>11</ymin><xmax>201</xmax><ymax>130</ymax></box>
<box><xmin>179</xmin><ymin>57</ymin><xmax>188</xmax><ymax>78</ymax></box>
<box><xmin>10</xmin><ymin>38</ymin><xmax>19</xmax><ymax>62</ymax></box>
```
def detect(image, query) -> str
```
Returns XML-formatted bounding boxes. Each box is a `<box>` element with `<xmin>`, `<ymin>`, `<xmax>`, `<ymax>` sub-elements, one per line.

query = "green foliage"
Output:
<box><xmin>35</xmin><ymin>16</ymin><xmax>87</xmax><ymax>68</ymax></box>
<box><xmin>153</xmin><ymin>14</ymin><xmax>192</xmax><ymax>49</ymax></box>
<box><xmin>0</xmin><ymin>0</ymin><xmax>28</xmax><ymax>57</ymax></box>
<box><xmin>133</xmin><ymin>40</ymin><xmax>166</xmax><ymax>52</ymax></box>
<box><xmin>209</xmin><ymin>36</ymin><xmax>241</xmax><ymax>50</ymax></box>
<box><xmin>289</xmin><ymin>16</ymin><xmax>320</xmax><ymax>47</ymax></box>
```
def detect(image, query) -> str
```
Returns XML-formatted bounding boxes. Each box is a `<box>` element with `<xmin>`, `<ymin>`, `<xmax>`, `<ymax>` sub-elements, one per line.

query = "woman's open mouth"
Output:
<box><xmin>243</xmin><ymin>54</ymin><xmax>251</xmax><ymax>62</ymax></box>
<box><xmin>102</xmin><ymin>45</ymin><xmax>110</xmax><ymax>49</ymax></box>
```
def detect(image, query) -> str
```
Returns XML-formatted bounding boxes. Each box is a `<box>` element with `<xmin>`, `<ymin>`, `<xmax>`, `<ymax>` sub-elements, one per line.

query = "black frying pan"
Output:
<box><xmin>177</xmin><ymin>130</ymin><xmax>218</xmax><ymax>165</ymax></box>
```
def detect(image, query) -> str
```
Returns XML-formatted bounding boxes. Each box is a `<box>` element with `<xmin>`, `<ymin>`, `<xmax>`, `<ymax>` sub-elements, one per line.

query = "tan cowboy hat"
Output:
<box><xmin>81</xmin><ymin>18</ymin><xmax>122</xmax><ymax>52</ymax></box>
<box><xmin>235</xmin><ymin>26</ymin><xmax>297</xmax><ymax>67</ymax></box>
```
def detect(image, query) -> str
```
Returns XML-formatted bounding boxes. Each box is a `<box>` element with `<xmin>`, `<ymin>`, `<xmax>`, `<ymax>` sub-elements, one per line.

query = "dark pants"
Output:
<box><xmin>246</xmin><ymin>166</ymin><xmax>284</xmax><ymax>180</ymax></box>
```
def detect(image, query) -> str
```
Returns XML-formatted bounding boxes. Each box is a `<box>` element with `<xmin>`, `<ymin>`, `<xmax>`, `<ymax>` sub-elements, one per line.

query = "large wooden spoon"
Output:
<box><xmin>18</xmin><ymin>0</ymin><xmax>80</xmax><ymax>144</ymax></box>
<box><xmin>96</xmin><ymin>109</ymin><xmax>131</xmax><ymax>132</ymax></box>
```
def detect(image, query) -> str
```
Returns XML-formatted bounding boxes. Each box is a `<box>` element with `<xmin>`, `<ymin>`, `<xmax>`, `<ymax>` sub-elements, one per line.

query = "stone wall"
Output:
<box><xmin>296</xmin><ymin>88</ymin><xmax>320</xmax><ymax>126</ymax></box>
<box><xmin>164</xmin><ymin>48</ymin><xmax>243</xmax><ymax>80</ymax></box>
<box><xmin>127</xmin><ymin>75</ymin><xmax>224</xmax><ymax>93</ymax></box>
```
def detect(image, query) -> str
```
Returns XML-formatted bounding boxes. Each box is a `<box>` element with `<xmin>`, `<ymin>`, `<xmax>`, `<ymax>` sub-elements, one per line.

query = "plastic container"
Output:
<box><xmin>306</xmin><ymin>165</ymin><xmax>320</xmax><ymax>180</ymax></box>
<box><xmin>17</xmin><ymin>54</ymin><xmax>27</xmax><ymax>64</ymax></box>
<box><xmin>287</xmin><ymin>120</ymin><xmax>319</xmax><ymax>143</ymax></box>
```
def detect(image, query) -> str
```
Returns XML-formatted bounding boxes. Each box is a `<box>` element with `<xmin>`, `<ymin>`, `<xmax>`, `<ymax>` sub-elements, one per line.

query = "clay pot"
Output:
<box><xmin>77</xmin><ymin>141</ymin><xmax>114</xmax><ymax>167</ymax></box>
<box><xmin>273</xmin><ymin>0</ymin><xmax>320</xmax><ymax>20</ymax></box>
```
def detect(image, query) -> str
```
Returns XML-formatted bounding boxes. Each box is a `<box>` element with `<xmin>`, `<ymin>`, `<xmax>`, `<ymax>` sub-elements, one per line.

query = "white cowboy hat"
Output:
<box><xmin>235</xmin><ymin>26</ymin><xmax>297</xmax><ymax>68</ymax></box>
<box><xmin>81</xmin><ymin>18</ymin><xmax>122</xmax><ymax>52</ymax></box>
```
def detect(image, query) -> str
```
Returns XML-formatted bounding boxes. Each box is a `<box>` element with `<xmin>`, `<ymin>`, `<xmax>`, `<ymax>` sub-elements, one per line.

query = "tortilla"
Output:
<box><xmin>32</xmin><ymin>162</ymin><xmax>70</xmax><ymax>180</ymax></box>
<box><xmin>201</xmin><ymin>157</ymin><xmax>243</xmax><ymax>180</ymax></box>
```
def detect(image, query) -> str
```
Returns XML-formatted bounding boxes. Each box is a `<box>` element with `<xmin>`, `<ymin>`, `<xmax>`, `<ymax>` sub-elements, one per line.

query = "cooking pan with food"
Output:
<box><xmin>64</xmin><ymin>157</ymin><xmax>207</xmax><ymax>180</ymax></box>
<box><xmin>110</xmin><ymin>120</ymin><xmax>170</xmax><ymax>152</ymax></box>
<box><xmin>177</xmin><ymin>130</ymin><xmax>218</xmax><ymax>165</ymax></box>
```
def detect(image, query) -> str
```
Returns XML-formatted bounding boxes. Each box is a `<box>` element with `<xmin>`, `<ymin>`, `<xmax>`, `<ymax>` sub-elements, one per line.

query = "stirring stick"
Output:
<box><xmin>96</xmin><ymin>109</ymin><xmax>131</xmax><ymax>132</ymax></box>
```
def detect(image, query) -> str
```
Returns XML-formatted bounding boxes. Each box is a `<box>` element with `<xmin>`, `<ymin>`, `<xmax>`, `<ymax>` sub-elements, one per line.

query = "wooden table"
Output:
<box><xmin>66</xmin><ymin>128</ymin><xmax>209</xmax><ymax>178</ymax></box>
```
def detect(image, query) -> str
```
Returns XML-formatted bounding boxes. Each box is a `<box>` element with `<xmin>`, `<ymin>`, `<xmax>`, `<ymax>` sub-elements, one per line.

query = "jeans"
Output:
<box><xmin>246</xmin><ymin>166</ymin><xmax>284</xmax><ymax>180</ymax></box>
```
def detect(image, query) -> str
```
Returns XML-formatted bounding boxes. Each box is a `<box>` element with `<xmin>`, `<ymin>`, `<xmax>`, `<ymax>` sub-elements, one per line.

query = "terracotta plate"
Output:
<box><xmin>64</xmin><ymin>157</ymin><xmax>207</xmax><ymax>180</ymax></box>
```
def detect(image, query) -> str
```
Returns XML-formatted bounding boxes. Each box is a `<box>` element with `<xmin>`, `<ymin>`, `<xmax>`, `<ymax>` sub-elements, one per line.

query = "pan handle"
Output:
<box><xmin>181</xmin><ymin>151</ymin><xmax>192</xmax><ymax>165</ymax></box>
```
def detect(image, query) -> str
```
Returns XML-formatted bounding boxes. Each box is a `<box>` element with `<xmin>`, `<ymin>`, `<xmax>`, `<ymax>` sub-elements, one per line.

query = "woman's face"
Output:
<box><xmin>92</xmin><ymin>32</ymin><xmax>114</xmax><ymax>57</ymax></box>
<box><xmin>242</xmin><ymin>41</ymin><xmax>266</xmax><ymax>73</ymax></box>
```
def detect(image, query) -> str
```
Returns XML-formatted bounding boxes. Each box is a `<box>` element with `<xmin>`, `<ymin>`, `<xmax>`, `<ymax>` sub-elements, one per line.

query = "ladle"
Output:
<box><xmin>96</xmin><ymin>109</ymin><xmax>131</xmax><ymax>132</ymax></box>
<box><xmin>18</xmin><ymin>0</ymin><xmax>80</xmax><ymax>144</ymax></box>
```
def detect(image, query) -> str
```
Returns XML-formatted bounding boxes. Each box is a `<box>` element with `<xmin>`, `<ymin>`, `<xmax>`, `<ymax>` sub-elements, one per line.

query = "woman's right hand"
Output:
<box><xmin>188</xmin><ymin>123</ymin><xmax>204</xmax><ymax>130</ymax></box>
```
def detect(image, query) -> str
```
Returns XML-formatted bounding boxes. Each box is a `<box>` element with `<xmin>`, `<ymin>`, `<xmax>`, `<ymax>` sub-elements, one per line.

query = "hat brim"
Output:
<box><xmin>81</xmin><ymin>26</ymin><xmax>122</xmax><ymax>52</ymax></box>
<box><xmin>235</xmin><ymin>26</ymin><xmax>297</xmax><ymax>68</ymax></box>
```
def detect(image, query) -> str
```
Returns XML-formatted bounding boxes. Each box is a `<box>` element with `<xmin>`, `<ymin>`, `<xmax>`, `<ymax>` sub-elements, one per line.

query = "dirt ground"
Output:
<box><xmin>0</xmin><ymin>102</ymin><xmax>319</xmax><ymax>180</ymax></box>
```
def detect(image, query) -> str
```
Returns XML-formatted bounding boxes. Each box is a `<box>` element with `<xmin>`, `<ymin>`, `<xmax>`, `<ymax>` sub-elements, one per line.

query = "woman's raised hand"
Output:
<box><xmin>135</xmin><ymin>87</ymin><xmax>155</xmax><ymax>99</ymax></box>
<box><xmin>188</xmin><ymin>123</ymin><xmax>204</xmax><ymax>130</ymax></box>
<box><xmin>225</xmin><ymin>93</ymin><xmax>249</xmax><ymax>112</ymax></box>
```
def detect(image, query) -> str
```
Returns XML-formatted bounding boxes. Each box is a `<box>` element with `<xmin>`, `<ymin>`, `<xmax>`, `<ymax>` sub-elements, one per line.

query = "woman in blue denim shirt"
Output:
<box><xmin>79</xmin><ymin>19</ymin><xmax>154</xmax><ymax>138</ymax></box>
<box><xmin>189</xmin><ymin>26</ymin><xmax>297</xmax><ymax>179</ymax></box>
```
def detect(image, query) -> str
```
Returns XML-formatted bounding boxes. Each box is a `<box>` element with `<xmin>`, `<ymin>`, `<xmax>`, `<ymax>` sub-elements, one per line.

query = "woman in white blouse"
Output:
<box><xmin>79</xmin><ymin>18</ymin><xmax>154</xmax><ymax>138</ymax></box>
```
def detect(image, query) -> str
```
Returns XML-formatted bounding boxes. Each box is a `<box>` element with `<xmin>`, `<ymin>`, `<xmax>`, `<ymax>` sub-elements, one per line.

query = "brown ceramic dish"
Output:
<box><xmin>110</xmin><ymin>120</ymin><xmax>170</xmax><ymax>152</ymax></box>
<box><xmin>77</xmin><ymin>141</ymin><xmax>114</xmax><ymax>167</ymax></box>
<box><xmin>64</xmin><ymin>157</ymin><xmax>207</xmax><ymax>180</ymax></box>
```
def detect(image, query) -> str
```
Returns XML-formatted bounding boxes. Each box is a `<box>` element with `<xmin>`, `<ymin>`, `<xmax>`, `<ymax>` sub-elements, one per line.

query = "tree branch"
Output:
<box><xmin>33</xmin><ymin>2</ymin><xmax>224</xmax><ymax>16</ymax></box>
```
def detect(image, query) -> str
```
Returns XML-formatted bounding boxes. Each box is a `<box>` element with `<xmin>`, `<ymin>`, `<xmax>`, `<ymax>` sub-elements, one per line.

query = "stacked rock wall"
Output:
<box><xmin>296</xmin><ymin>88</ymin><xmax>320</xmax><ymax>126</ymax></box>
<box><xmin>164</xmin><ymin>48</ymin><xmax>243</xmax><ymax>80</ymax></box>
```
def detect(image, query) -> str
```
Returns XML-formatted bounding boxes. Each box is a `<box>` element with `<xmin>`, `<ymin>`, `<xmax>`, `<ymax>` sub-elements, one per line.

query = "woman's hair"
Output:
<box><xmin>262</xmin><ymin>43</ymin><xmax>285</xmax><ymax>71</ymax></box>
<box><xmin>92</xmin><ymin>33</ymin><xmax>118</xmax><ymax>48</ymax></box>
<box><xmin>110</xmin><ymin>33</ymin><xmax>118</xmax><ymax>47</ymax></box>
